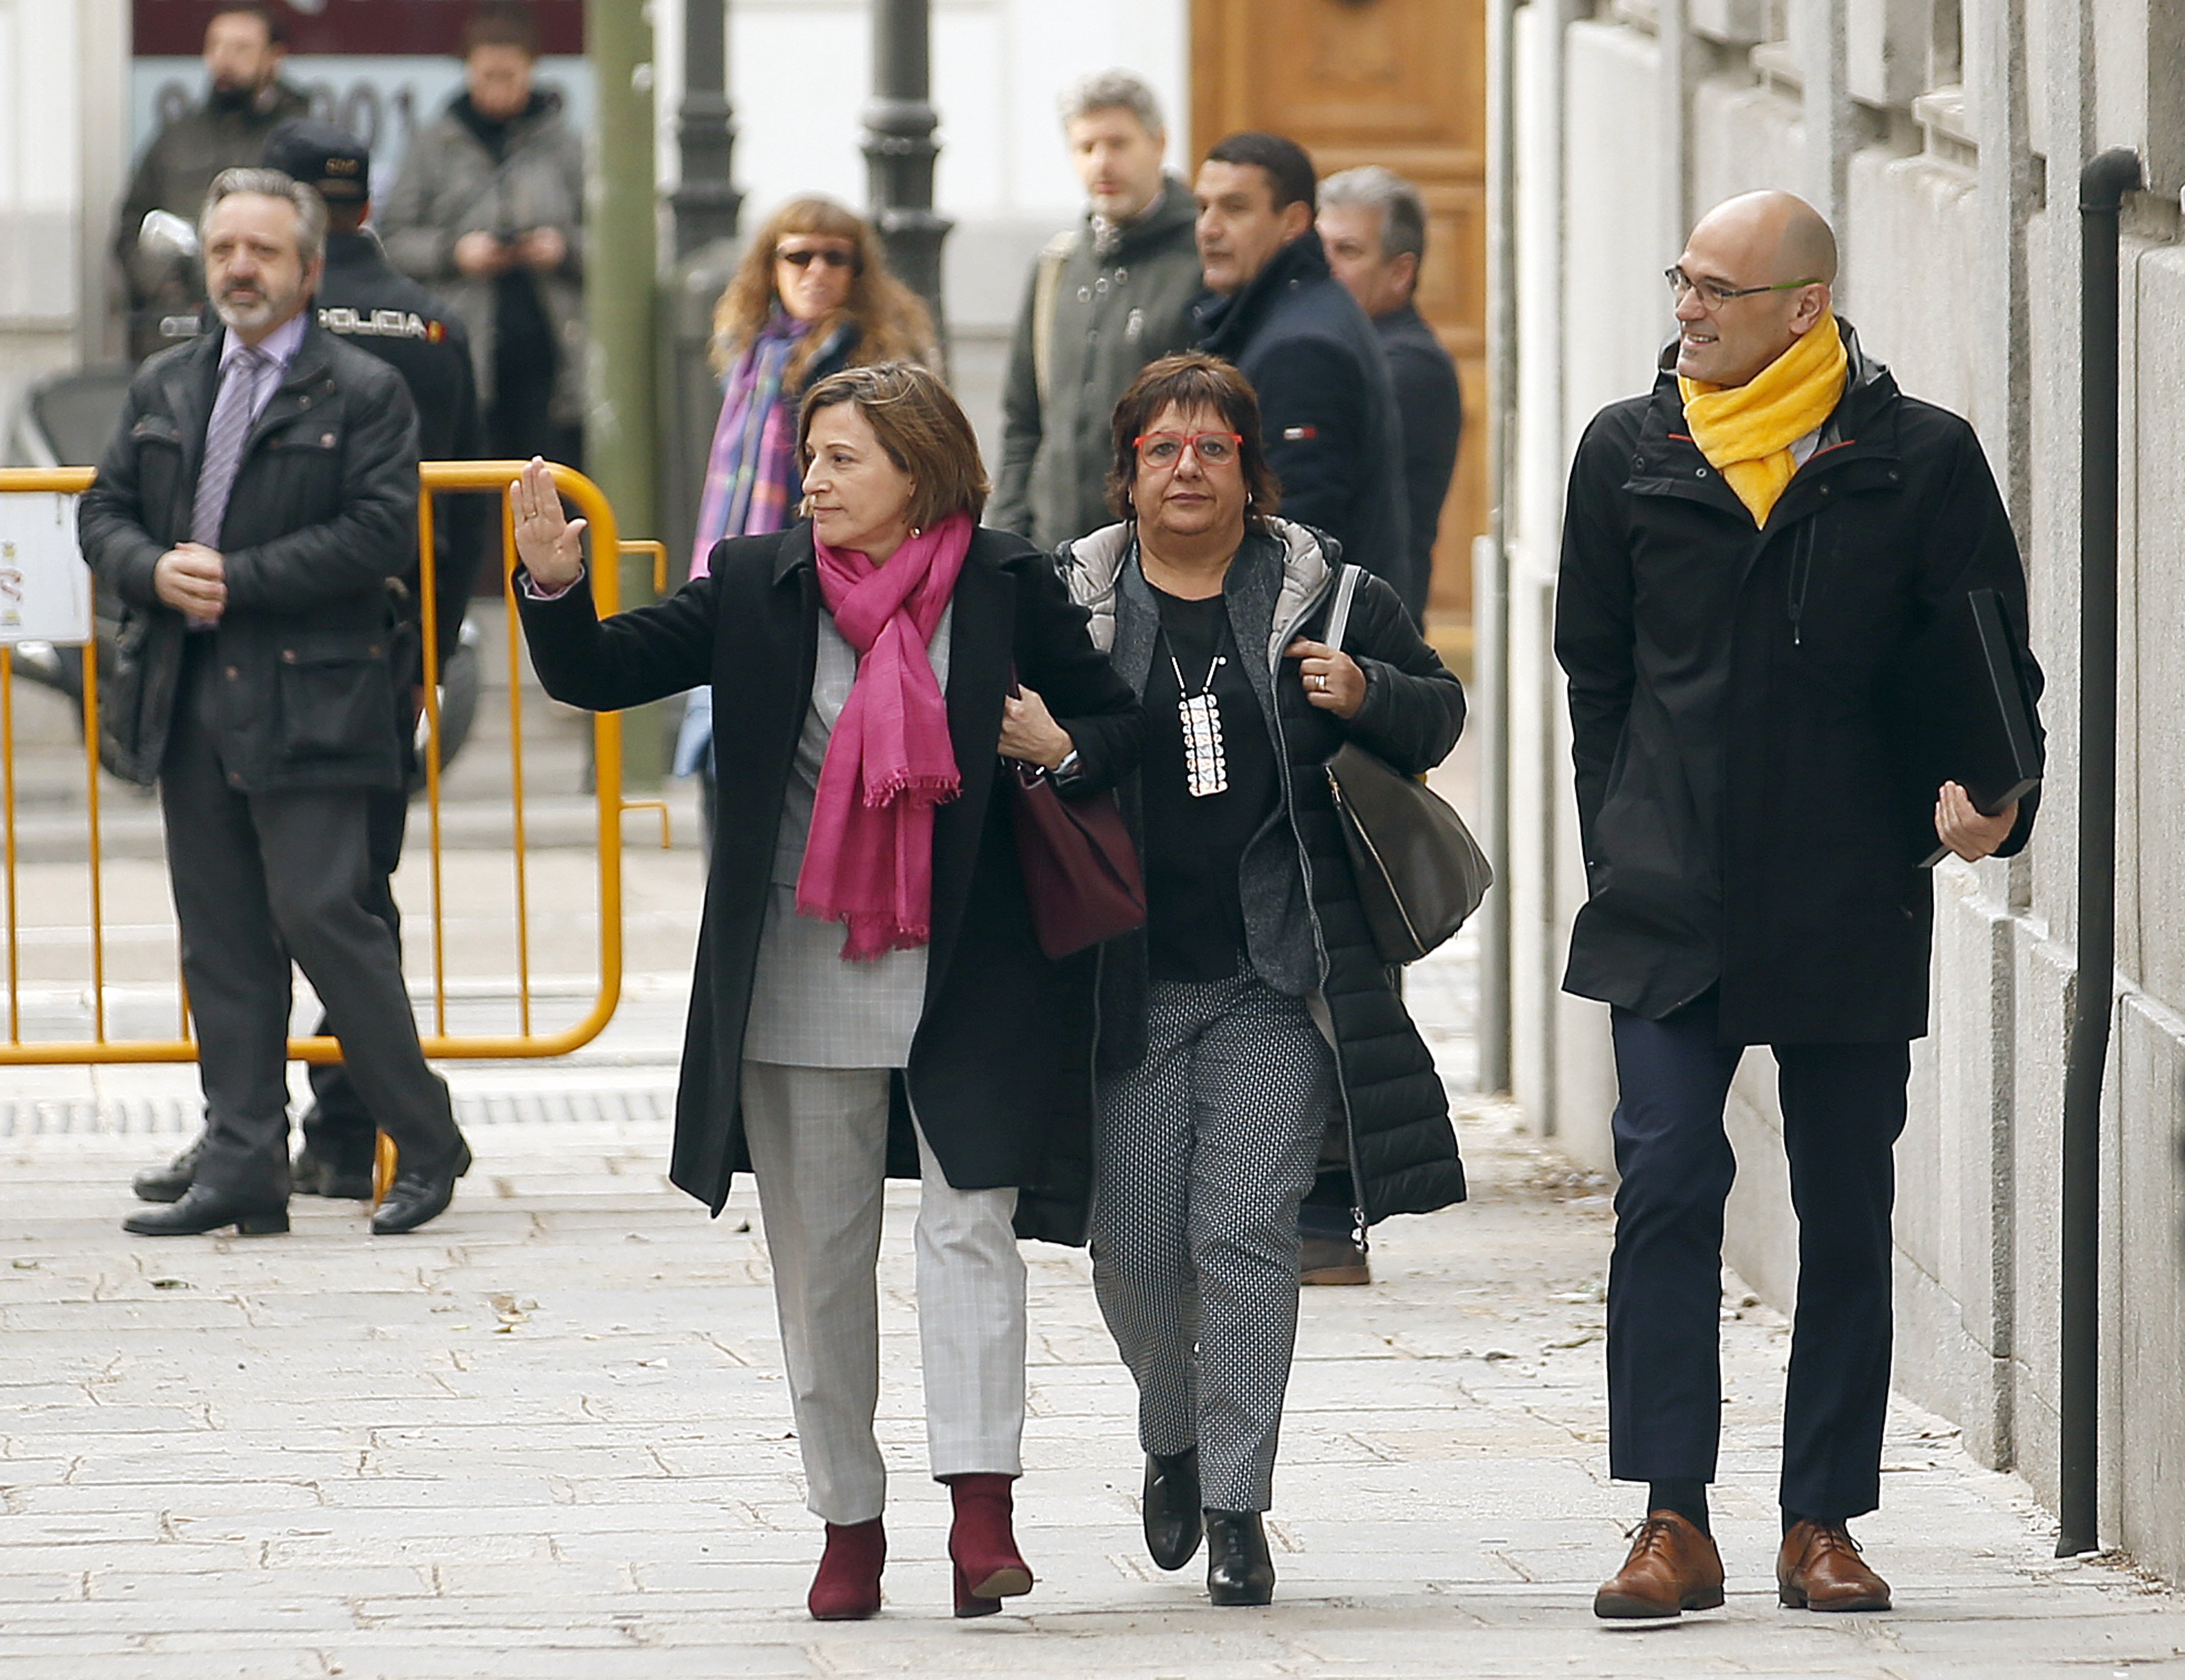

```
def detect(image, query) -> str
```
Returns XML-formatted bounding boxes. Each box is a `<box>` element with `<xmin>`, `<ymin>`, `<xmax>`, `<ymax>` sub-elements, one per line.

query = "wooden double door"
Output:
<box><xmin>1193</xmin><ymin>0</ymin><xmax>1487</xmax><ymax>644</ymax></box>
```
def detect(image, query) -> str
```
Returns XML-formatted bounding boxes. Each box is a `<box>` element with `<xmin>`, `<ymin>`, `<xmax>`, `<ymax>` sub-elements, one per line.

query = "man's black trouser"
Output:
<box><xmin>300</xmin><ymin>784</ymin><xmax>408</xmax><ymax>1173</ymax></box>
<box><xmin>1606</xmin><ymin>989</ymin><xmax>1909</xmax><ymax>1522</ymax></box>
<box><xmin>158</xmin><ymin>642</ymin><xmax>461</xmax><ymax>1199</ymax></box>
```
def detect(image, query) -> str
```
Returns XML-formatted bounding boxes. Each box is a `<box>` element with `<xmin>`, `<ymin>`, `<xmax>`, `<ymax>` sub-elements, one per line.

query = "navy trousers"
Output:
<box><xmin>1605</xmin><ymin>991</ymin><xmax>1909</xmax><ymax>1521</ymax></box>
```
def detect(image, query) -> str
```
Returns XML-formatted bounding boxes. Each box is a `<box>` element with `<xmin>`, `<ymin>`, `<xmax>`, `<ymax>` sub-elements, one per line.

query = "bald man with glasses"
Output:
<box><xmin>1555</xmin><ymin>191</ymin><xmax>2043</xmax><ymax>1620</ymax></box>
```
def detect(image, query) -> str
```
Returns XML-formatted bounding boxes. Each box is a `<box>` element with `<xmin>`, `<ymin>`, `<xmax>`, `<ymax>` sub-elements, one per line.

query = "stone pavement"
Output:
<box><xmin>8</xmin><ymin>934</ymin><xmax>2185</xmax><ymax>1676</ymax></box>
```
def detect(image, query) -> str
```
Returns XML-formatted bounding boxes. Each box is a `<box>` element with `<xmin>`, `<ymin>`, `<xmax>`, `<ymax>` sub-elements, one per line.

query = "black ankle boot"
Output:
<box><xmin>1204</xmin><ymin>1509</ymin><xmax>1274</xmax><ymax>1606</ymax></box>
<box><xmin>1143</xmin><ymin>1448</ymin><xmax>1203</xmax><ymax>1571</ymax></box>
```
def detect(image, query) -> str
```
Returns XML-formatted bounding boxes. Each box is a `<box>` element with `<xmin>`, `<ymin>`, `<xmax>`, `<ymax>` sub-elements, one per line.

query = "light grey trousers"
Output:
<box><xmin>739</xmin><ymin>1061</ymin><xmax>1028</xmax><ymax>1525</ymax></box>
<box><xmin>1089</xmin><ymin>971</ymin><xmax>1335</xmax><ymax>1513</ymax></box>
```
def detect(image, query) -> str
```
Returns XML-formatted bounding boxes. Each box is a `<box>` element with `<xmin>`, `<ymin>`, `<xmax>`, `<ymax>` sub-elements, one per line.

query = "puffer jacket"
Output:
<box><xmin>1056</xmin><ymin>518</ymin><xmax>1468</xmax><ymax>1223</ymax></box>
<box><xmin>377</xmin><ymin>91</ymin><xmax>586</xmax><ymax>426</ymax></box>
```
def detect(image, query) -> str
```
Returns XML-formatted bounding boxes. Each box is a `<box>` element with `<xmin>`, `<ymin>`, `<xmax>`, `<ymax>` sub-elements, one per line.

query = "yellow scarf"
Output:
<box><xmin>1677</xmin><ymin>312</ymin><xmax>1848</xmax><ymax>526</ymax></box>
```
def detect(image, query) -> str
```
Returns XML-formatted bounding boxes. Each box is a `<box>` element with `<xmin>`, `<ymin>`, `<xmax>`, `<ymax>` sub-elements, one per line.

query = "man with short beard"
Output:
<box><xmin>1192</xmin><ymin>133</ymin><xmax>1416</xmax><ymax>619</ymax></box>
<box><xmin>81</xmin><ymin>168</ymin><xmax>474</xmax><ymax>1240</ymax></box>
<box><xmin>990</xmin><ymin>70</ymin><xmax>1202</xmax><ymax>551</ymax></box>
<box><xmin>116</xmin><ymin>2</ymin><xmax>309</xmax><ymax>362</ymax></box>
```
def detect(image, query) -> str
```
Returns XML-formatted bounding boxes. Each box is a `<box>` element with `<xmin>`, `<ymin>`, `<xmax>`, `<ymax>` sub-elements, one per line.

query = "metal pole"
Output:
<box><xmin>1477</xmin><ymin>0</ymin><xmax>1520</xmax><ymax>1095</ymax></box>
<box><xmin>2056</xmin><ymin>144</ymin><xmax>2141</xmax><ymax>1561</ymax></box>
<box><xmin>586</xmin><ymin>0</ymin><xmax>663</xmax><ymax>781</ymax></box>
<box><xmin>862</xmin><ymin>0</ymin><xmax>952</xmax><ymax>346</ymax></box>
<box><xmin>670</xmin><ymin>0</ymin><xmax>742</xmax><ymax>258</ymax></box>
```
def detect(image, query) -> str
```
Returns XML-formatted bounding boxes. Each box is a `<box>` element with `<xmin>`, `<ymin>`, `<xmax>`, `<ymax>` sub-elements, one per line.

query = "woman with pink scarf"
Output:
<box><xmin>673</xmin><ymin>197</ymin><xmax>935</xmax><ymax>836</ymax></box>
<box><xmin>510</xmin><ymin>364</ymin><xmax>1140</xmax><ymax>1622</ymax></box>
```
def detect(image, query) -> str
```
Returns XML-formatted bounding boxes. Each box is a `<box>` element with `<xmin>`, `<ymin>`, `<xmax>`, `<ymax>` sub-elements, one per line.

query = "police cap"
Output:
<box><xmin>263</xmin><ymin>120</ymin><xmax>372</xmax><ymax>203</ymax></box>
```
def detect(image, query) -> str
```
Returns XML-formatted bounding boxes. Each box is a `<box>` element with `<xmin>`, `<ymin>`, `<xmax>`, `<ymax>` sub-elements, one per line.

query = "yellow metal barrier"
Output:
<box><xmin>0</xmin><ymin>460</ymin><xmax>654</xmax><ymax>1066</ymax></box>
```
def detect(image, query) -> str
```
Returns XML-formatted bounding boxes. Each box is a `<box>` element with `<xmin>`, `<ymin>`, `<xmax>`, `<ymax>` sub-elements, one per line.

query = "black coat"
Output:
<box><xmin>1554</xmin><ymin>323</ymin><xmax>2042</xmax><ymax>1045</ymax></box>
<box><xmin>516</xmin><ymin>522</ymin><xmax>1143</xmax><ymax>1241</ymax></box>
<box><xmin>1195</xmin><ymin>237</ymin><xmax>1418</xmax><ymax>618</ymax></box>
<box><xmin>79</xmin><ymin>320</ymin><xmax>422</xmax><ymax>792</ymax></box>
<box><xmin>318</xmin><ymin>229</ymin><xmax>487</xmax><ymax>670</ymax></box>
<box><xmin>1058</xmin><ymin>520</ymin><xmax>1468</xmax><ymax>1224</ymax></box>
<box><xmin>1376</xmin><ymin>303</ymin><xmax>1463</xmax><ymax>619</ymax></box>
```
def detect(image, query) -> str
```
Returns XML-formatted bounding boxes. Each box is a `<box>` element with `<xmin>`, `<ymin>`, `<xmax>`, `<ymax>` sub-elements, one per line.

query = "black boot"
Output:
<box><xmin>1143</xmin><ymin>1449</ymin><xmax>1203</xmax><ymax>1571</ymax></box>
<box><xmin>131</xmin><ymin>1139</ymin><xmax>203</xmax><ymax>1204</ymax></box>
<box><xmin>1204</xmin><ymin>1509</ymin><xmax>1274</xmax><ymax>1606</ymax></box>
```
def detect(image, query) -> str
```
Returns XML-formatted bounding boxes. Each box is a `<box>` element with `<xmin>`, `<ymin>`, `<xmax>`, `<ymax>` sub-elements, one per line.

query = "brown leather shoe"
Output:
<box><xmin>1593</xmin><ymin>1510</ymin><xmax>1726</xmax><ymax>1618</ymax></box>
<box><xmin>1299</xmin><ymin>1233</ymin><xmax>1371</xmax><ymax>1285</ymax></box>
<box><xmin>1777</xmin><ymin>1519</ymin><xmax>1891</xmax><ymax>1611</ymax></box>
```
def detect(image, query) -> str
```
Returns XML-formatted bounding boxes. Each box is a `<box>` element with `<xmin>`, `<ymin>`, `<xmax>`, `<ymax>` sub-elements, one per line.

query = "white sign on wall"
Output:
<box><xmin>0</xmin><ymin>495</ymin><xmax>94</xmax><ymax>646</ymax></box>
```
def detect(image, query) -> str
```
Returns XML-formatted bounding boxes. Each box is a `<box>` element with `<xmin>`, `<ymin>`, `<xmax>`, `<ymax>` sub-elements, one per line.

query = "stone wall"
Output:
<box><xmin>1504</xmin><ymin>0</ymin><xmax>2185</xmax><ymax>1581</ymax></box>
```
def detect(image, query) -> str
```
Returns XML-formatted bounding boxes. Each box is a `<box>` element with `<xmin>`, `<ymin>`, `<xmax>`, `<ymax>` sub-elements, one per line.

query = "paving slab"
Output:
<box><xmin>6</xmin><ymin>933</ymin><xmax>2185</xmax><ymax>1678</ymax></box>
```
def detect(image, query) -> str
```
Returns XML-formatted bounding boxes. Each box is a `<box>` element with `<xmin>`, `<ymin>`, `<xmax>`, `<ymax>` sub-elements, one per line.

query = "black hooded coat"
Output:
<box><xmin>1554</xmin><ymin>322</ymin><xmax>2042</xmax><ymax>1045</ymax></box>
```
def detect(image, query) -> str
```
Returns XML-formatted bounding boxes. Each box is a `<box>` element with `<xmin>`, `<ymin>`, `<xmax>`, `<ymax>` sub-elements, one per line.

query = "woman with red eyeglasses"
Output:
<box><xmin>675</xmin><ymin>198</ymin><xmax>937</xmax><ymax>834</ymax></box>
<box><xmin>1055</xmin><ymin>352</ymin><xmax>1466</xmax><ymax>1606</ymax></box>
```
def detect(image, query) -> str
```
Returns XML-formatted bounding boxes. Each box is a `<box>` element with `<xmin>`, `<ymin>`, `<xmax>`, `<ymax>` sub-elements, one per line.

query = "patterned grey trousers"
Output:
<box><xmin>739</xmin><ymin>1062</ymin><xmax>1027</xmax><ymax>1525</ymax></box>
<box><xmin>1090</xmin><ymin>970</ymin><xmax>1336</xmax><ymax>1513</ymax></box>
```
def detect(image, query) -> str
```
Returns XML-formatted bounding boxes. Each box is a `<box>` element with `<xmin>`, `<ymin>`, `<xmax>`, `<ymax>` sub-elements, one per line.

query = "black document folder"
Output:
<box><xmin>1893</xmin><ymin>587</ymin><xmax>2043</xmax><ymax>866</ymax></box>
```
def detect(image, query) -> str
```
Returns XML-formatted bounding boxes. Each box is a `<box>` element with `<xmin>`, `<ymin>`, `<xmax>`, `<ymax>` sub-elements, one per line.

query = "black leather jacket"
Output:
<box><xmin>79</xmin><ymin>318</ymin><xmax>422</xmax><ymax>791</ymax></box>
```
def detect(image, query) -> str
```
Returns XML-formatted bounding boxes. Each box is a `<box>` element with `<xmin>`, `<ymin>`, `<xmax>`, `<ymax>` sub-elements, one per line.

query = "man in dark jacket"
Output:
<box><xmin>115</xmin><ymin>3</ymin><xmax>309</xmax><ymax>362</ymax></box>
<box><xmin>1192</xmin><ymin>133</ymin><xmax>1415</xmax><ymax>619</ymax></box>
<box><xmin>990</xmin><ymin>71</ymin><xmax>1202</xmax><ymax>550</ymax></box>
<box><xmin>79</xmin><ymin>168</ymin><xmax>472</xmax><ymax>1239</ymax></box>
<box><xmin>257</xmin><ymin>120</ymin><xmax>488</xmax><ymax>1201</ymax></box>
<box><xmin>1320</xmin><ymin>165</ymin><xmax>1463</xmax><ymax>625</ymax></box>
<box><xmin>1558</xmin><ymin>191</ymin><xmax>2041</xmax><ymax>1621</ymax></box>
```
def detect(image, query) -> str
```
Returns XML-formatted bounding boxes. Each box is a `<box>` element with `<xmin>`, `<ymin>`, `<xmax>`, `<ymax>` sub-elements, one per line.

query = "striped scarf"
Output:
<box><xmin>689</xmin><ymin>312</ymin><xmax>846</xmax><ymax>577</ymax></box>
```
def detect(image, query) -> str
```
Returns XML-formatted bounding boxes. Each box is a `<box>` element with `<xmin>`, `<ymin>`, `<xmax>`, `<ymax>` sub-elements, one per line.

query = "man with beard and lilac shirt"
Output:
<box><xmin>82</xmin><ymin>168</ymin><xmax>472</xmax><ymax>1240</ymax></box>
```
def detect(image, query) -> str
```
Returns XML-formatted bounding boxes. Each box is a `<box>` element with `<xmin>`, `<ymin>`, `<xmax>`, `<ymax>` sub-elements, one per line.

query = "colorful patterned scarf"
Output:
<box><xmin>689</xmin><ymin>311</ymin><xmax>844</xmax><ymax>577</ymax></box>
<box><xmin>795</xmin><ymin>513</ymin><xmax>973</xmax><ymax>960</ymax></box>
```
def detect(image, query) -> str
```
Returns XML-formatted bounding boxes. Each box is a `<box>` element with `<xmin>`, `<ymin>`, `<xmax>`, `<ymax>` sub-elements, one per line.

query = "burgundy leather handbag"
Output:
<box><xmin>1001</xmin><ymin>670</ymin><xmax>1147</xmax><ymax>962</ymax></box>
<box><xmin>1007</xmin><ymin>759</ymin><xmax>1147</xmax><ymax>959</ymax></box>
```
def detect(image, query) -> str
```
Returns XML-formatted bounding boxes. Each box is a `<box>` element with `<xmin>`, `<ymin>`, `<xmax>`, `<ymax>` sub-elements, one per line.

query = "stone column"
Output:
<box><xmin>669</xmin><ymin>0</ymin><xmax>743</xmax><ymax>260</ymax></box>
<box><xmin>862</xmin><ymin>0</ymin><xmax>953</xmax><ymax>346</ymax></box>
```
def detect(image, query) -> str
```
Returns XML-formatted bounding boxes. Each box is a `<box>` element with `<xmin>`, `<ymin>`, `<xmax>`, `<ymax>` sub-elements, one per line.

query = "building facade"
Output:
<box><xmin>1498</xmin><ymin>0</ymin><xmax>2185</xmax><ymax>1579</ymax></box>
<box><xmin>0</xmin><ymin>0</ymin><xmax>128</xmax><ymax>452</ymax></box>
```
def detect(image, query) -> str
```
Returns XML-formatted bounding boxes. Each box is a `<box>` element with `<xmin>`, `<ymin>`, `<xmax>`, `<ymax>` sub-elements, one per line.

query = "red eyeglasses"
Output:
<box><xmin>1134</xmin><ymin>430</ymin><xmax>1243</xmax><ymax>467</ymax></box>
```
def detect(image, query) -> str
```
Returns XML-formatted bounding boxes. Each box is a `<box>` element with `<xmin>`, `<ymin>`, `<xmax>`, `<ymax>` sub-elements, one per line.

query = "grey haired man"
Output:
<box><xmin>990</xmin><ymin>70</ymin><xmax>1203</xmax><ymax>551</ymax></box>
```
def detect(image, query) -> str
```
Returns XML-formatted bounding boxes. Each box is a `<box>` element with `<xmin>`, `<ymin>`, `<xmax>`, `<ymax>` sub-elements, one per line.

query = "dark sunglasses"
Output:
<box><xmin>777</xmin><ymin>247</ymin><xmax>857</xmax><ymax>271</ymax></box>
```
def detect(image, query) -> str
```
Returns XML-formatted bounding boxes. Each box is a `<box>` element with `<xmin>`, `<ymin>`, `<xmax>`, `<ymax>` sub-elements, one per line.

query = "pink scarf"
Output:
<box><xmin>795</xmin><ymin>512</ymin><xmax>972</xmax><ymax>959</ymax></box>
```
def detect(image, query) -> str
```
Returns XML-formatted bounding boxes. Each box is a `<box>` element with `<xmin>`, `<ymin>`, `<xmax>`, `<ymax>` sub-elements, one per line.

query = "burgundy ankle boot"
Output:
<box><xmin>807</xmin><ymin>1517</ymin><xmax>885</xmax><ymax>1621</ymax></box>
<box><xmin>945</xmin><ymin>1474</ymin><xmax>1034</xmax><ymax>1618</ymax></box>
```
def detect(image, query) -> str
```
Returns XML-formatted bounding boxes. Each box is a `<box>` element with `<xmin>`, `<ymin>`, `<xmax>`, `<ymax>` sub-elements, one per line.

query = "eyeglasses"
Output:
<box><xmin>1134</xmin><ymin>430</ymin><xmax>1243</xmax><ymax>467</ymax></box>
<box><xmin>778</xmin><ymin>247</ymin><xmax>856</xmax><ymax>270</ymax></box>
<box><xmin>1663</xmin><ymin>266</ymin><xmax>1821</xmax><ymax>308</ymax></box>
